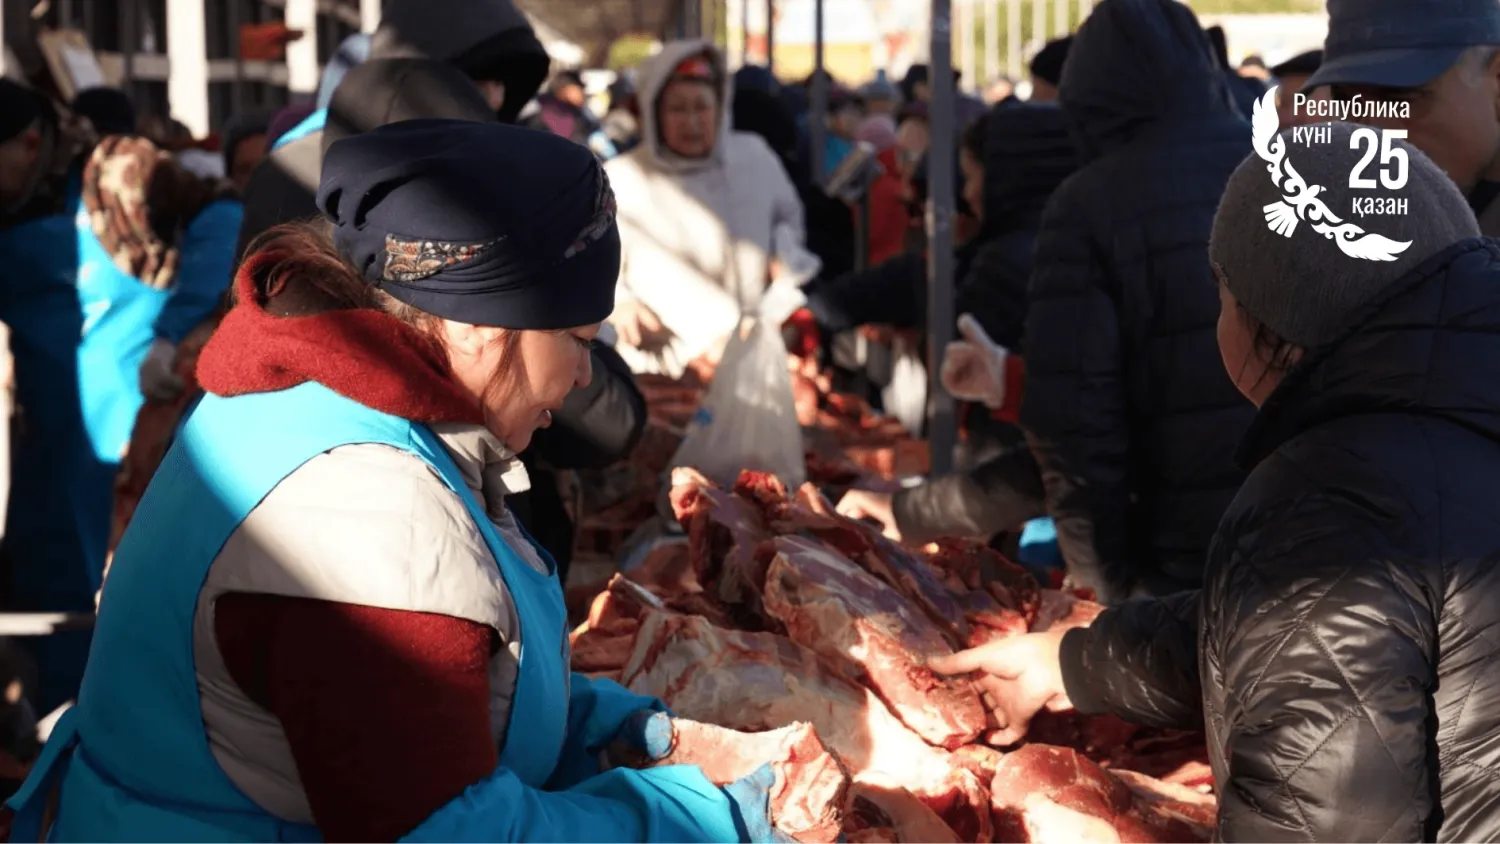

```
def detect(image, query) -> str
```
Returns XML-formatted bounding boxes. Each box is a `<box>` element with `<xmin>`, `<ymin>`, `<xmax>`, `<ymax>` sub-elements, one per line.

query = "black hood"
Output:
<box><xmin>369</xmin><ymin>0</ymin><xmax>548</xmax><ymax>123</ymax></box>
<box><xmin>1240</xmin><ymin>238</ymin><xmax>1500</xmax><ymax>468</ymax></box>
<box><xmin>1059</xmin><ymin>0</ymin><xmax>1239</xmax><ymax>157</ymax></box>
<box><xmin>322</xmin><ymin>58</ymin><xmax>497</xmax><ymax>151</ymax></box>
<box><xmin>980</xmin><ymin>103</ymin><xmax>1078</xmax><ymax>238</ymax></box>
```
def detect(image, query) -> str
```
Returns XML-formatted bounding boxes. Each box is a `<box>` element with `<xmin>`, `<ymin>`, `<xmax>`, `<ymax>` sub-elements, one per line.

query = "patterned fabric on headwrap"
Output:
<box><xmin>82</xmin><ymin>136</ymin><xmax>237</xmax><ymax>290</ymax></box>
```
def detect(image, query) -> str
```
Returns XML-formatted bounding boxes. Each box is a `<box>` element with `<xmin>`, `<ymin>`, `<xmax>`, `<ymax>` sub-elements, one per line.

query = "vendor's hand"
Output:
<box><xmin>605</xmin><ymin>709</ymin><xmax>676</xmax><ymax>769</ymax></box>
<box><xmin>835</xmin><ymin>489</ymin><xmax>901</xmax><ymax>542</ymax></box>
<box><xmin>611</xmin><ymin>299</ymin><xmax>672</xmax><ymax>352</ymax></box>
<box><xmin>940</xmin><ymin>314</ymin><xmax>1008</xmax><ymax>408</ymax></box>
<box><xmin>722</xmin><ymin>763</ymin><xmax>796</xmax><ymax>843</ymax></box>
<box><xmin>929</xmin><ymin>629</ymin><xmax>1073</xmax><ymax>747</ymax></box>
<box><xmin>139</xmin><ymin>338</ymin><xmax>184</xmax><ymax>402</ymax></box>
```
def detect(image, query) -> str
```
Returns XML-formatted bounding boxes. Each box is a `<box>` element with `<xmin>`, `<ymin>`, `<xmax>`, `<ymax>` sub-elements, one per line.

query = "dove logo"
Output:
<box><xmin>1252</xmin><ymin>87</ymin><xmax>1414</xmax><ymax>263</ymax></box>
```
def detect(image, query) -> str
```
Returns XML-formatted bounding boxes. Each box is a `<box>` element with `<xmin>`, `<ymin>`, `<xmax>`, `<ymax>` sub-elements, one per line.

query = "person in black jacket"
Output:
<box><xmin>1020</xmin><ymin>0</ymin><xmax>1254</xmax><ymax>605</ymax></box>
<box><xmin>835</xmin><ymin>104</ymin><xmax>1079</xmax><ymax>546</ymax></box>
<box><xmin>935</xmin><ymin>124</ymin><xmax>1496</xmax><ymax>841</ymax></box>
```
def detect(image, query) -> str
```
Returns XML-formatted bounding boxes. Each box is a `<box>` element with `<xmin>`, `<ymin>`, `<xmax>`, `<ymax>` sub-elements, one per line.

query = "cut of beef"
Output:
<box><xmin>763</xmin><ymin>535</ymin><xmax>985</xmax><ymax>749</ymax></box>
<box><xmin>622</xmin><ymin>610</ymin><xmax>956</xmax><ymax>786</ymax></box>
<box><xmin>1031</xmin><ymin>590</ymin><xmax>1104</xmax><ymax>634</ymax></box>
<box><xmin>621</xmin><ymin>609</ymin><xmax>992</xmax><ymax>836</ymax></box>
<box><xmin>951</xmin><ymin>745</ymin><xmax>1004</xmax><ymax>784</ymax></box>
<box><xmin>990</xmin><ymin>745</ymin><xmax>1213</xmax><ymax>843</ymax></box>
<box><xmin>791</xmin><ymin>485</ymin><xmax>969</xmax><ymax>645</ymax></box>
<box><xmin>670</xmin><ymin>468</ymin><xmax>775</xmax><ymax>627</ymax></box>
<box><xmin>655</xmin><ymin>720</ymin><xmax>850</xmax><ymax>843</ymax></box>
<box><xmin>846</xmin><ymin>782</ymin><xmax>960</xmax><ymax>844</ymax></box>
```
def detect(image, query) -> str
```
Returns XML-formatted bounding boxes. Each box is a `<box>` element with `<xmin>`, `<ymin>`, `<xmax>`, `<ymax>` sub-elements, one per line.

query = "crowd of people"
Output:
<box><xmin>1</xmin><ymin>0</ymin><xmax>1500</xmax><ymax>837</ymax></box>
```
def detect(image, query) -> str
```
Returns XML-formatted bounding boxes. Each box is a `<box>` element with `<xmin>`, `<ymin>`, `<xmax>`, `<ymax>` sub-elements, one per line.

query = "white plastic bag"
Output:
<box><xmin>881</xmin><ymin>334</ymin><xmax>928</xmax><ymax>437</ymax></box>
<box><xmin>669</xmin><ymin>315</ymin><xmax>807</xmax><ymax>491</ymax></box>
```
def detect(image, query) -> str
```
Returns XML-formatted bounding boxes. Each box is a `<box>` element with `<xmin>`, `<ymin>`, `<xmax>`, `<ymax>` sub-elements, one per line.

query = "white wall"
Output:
<box><xmin>165</xmin><ymin>0</ymin><xmax>209</xmax><ymax>136</ymax></box>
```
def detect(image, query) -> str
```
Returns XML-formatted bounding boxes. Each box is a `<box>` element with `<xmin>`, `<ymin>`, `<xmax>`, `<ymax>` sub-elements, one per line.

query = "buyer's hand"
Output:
<box><xmin>929</xmin><ymin>629</ymin><xmax>1073</xmax><ymax>747</ymax></box>
<box><xmin>611</xmin><ymin>299</ymin><xmax>672</xmax><ymax>352</ymax></box>
<box><xmin>835</xmin><ymin>489</ymin><xmax>901</xmax><ymax>542</ymax></box>
<box><xmin>940</xmin><ymin>313</ymin><xmax>1008</xmax><ymax>408</ymax></box>
<box><xmin>139</xmin><ymin>338</ymin><xmax>184</xmax><ymax>402</ymax></box>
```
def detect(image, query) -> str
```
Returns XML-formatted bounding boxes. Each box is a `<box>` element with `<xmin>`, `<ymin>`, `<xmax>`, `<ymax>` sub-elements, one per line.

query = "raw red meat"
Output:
<box><xmin>990</xmin><ymin>745</ymin><xmax>1212</xmax><ymax>843</ymax></box>
<box><xmin>789</xmin><ymin>485</ymin><xmax>970</xmax><ymax>645</ymax></box>
<box><xmin>621</xmin><ymin>610</ymin><xmax>989</xmax><ymax>836</ymax></box>
<box><xmin>670</xmin><ymin>468</ymin><xmax>776</xmax><ymax>627</ymax></box>
<box><xmin>846</xmin><ymin>782</ymin><xmax>960</xmax><ymax>844</ymax></box>
<box><xmin>763</xmin><ymin>535</ymin><xmax>985</xmax><ymax>748</ymax></box>
<box><xmin>1031</xmin><ymin>590</ymin><xmax>1104</xmax><ymax>633</ymax></box>
<box><xmin>951</xmin><ymin>745</ymin><xmax>1004</xmax><ymax>784</ymax></box>
<box><xmin>655</xmin><ymin>720</ymin><xmax>850</xmax><ymax>843</ymax></box>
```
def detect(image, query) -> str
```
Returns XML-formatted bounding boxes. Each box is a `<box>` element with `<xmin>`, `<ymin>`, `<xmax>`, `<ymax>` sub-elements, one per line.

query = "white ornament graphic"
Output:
<box><xmin>1251</xmin><ymin>88</ymin><xmax>1412</xmax><ymax>262</ymax></box>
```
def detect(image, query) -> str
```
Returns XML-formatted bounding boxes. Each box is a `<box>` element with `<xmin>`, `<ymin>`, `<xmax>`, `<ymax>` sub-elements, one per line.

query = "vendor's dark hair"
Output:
<box><xmin>242</xmin><ymin>221</ymin><xmax>524</xmax><ymax>402</ymax></box>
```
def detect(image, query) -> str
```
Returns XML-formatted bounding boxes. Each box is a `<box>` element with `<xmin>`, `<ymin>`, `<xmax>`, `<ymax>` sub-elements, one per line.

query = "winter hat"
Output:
<box><xmin>221</xmin><ymin>110</ymin><xmax>273</xmax><ymax>173</ymax></box>
<box><xmin>1028</xmin><ymin>36</ymin><xmax>1073</xmax><ymax>87</ymax></box>
<box><xmin>322</xmin><ymin>58</ymin><xmax>497</xmax><ymax>150</ymax></box>
<box><xmin>318</xmin><ymin>119</ymin><xmax>619</xmax><ymax>330</ymax></box>
<box><xmin>72</xmin><ymin>87</ymin><xmax>137</xmax><ymax>136</ymax></box>
<box><xmin>316</xmin><ymin>33</ymin><xmax>372</xmax><ymax>110</ymax></box>
<box><xmin>1209</xmin><ymin>120</ymin><xmax>1478</xmax><ymax>349</ymax></box>
<box><xmin>0</xmin><ymin>79</ymin><xmax>49</xmax><ymax>143</ymax></box>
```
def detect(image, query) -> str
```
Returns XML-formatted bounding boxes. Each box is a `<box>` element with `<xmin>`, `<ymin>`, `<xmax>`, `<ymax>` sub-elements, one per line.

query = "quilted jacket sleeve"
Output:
<box><xmin>1020</xmin><ymin>190</ymin><xmax>1133</xmax><ymax>604</ymax></box>
<box><xmin>1209</xmin><ymin>501</ymin><xmax>1437</xmax><ymax>842</ymax></box>
<box><xmin>1057</xmin><ymin>589</ymin><xmax>1202</xmax><ymax>730</ymax></box>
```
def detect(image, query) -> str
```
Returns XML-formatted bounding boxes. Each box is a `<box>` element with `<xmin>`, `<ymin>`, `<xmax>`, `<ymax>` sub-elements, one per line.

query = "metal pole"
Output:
<box><xmin>809</xmin><ymin>0</ymin><xmax>827</xmax><ymax>186</ymax></box>
<box><xmin>1079</xmin><ymin>0</ymin><xmax>1093</xmax><ymax>21</ymax></box>
<box><xmin>1007</xmin><ymin>0</ymin><xmax>1021</xmax><ymax>80</ymax></box>
<box><xmin>1054</xmin><ymin>0</ymin><xmax>1068</xmax><ymax>37</ymax></box>
<box><xmin>985</xmin><ymin>0</ymin><xmax>999</xmax><ymax>90</ymax></box>
<box><xmin>765</xmin><ymin>0</ymin><xmax>775</xmax><ymax>75</ymax></box>
<box><xmin>677</xmin><ymin>0</ymin><xmax>688</xmax><ymax>40</ymax></box>
<box><xmin>926</xmin><ymin>0</ymin><xmax>957</xmax><ymax>475</ymax></box>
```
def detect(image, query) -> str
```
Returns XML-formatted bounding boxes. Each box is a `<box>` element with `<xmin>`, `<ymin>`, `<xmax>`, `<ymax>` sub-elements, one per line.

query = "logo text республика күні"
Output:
<box><xmin>1255</xmin><ymin>87</ymin><xmax>1414</xmax><ymax>262</ymax></box>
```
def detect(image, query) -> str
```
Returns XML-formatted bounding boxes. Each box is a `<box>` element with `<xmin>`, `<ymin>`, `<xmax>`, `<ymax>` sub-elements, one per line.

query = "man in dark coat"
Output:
<box><xmin>1020</xmin><ymin>0</ymin><xmax>1255</xmax><ymax>604</ymax></box>
<box><xmin>233</xmin><ymin>0</ymin><xmax>550</xmax><ymax>262</ymax></box>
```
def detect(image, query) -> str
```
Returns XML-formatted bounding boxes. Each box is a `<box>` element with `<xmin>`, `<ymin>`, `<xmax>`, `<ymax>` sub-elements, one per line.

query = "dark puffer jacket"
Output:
<box><xmin>1061</xmin><ymin>238</ymin><xmax>1500</xmax><ymax>842</ymax></box>
<box><xmin>1021</xmin><ymin>0</ymin><xmax>1254</xmax><ymax>604</ymax></box>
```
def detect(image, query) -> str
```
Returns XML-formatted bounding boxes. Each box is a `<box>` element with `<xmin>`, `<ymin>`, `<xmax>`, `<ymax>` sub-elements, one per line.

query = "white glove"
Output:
<box><xmin>139</xmin><ymin>338</ymin><xmax>184</xmax><ymax>402</ymax></box>
<box><xmin>757</xmin><ymin>280</ymin><xmax>809</xmax><ymax>328</ymax></box>
<box><xmin>939</xmin><ymin>313</ymin><xmax>1009</xmax><ymax>408</ymax></box>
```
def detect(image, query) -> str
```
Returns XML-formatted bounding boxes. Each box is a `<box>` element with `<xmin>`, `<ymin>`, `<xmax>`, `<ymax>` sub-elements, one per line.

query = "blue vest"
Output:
<box><xmin>6</xmin><ymin>383</ymin><xmax>571</xmax><ymax>841</ymax></box>
<box><xmin>0</xmin><ymin>176</ymin><xmax>168</xmax><ymax>467</ymax></box>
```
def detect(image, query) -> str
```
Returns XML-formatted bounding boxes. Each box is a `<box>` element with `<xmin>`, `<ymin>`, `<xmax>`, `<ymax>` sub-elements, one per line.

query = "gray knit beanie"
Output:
<box><xmin>1209</xmin><ymin>120</ymin><xmax>1479</xmax><ymax>349</ymax></box>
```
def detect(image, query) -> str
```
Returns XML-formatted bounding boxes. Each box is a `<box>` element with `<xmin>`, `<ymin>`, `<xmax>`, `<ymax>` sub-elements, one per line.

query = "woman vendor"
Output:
<box><xmin>6</xmin><ymin>119</ymin><xmax>780</xmax><ymax>842</ymax></box>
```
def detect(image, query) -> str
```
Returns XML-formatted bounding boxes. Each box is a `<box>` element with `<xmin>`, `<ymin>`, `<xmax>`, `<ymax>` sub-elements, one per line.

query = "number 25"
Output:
<box><xmin>1350</xmin><ymin>127</ymin><xmax>1409</xmax><ymax>190</ymax></box>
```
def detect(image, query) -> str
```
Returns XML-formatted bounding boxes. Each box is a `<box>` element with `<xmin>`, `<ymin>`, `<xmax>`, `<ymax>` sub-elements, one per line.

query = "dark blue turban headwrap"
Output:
<box><xmin>317</xmin><ymin>119</ymin><xmax>620</xmax><ymax>329</ymax></box>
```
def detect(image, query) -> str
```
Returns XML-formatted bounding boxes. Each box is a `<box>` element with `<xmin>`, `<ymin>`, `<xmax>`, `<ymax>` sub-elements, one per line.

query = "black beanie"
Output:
<box><xmin>318</xmin><ymin>119</ymin><xmax>619</xmax><ymax>330</ymax></box>
<box><xmin>72</xmin><ymin>87</ymin><xmax>137</xmax><ymax>136</ymax></box>
<box><xmin>1029</xmin><ymin>36</ymin><xmax>1073</xmax><ymax>87</ymax></box>
<box><xmin>0</xmin><ymin>79</ymin><xmax>49</xmax><ymax>144</ymax></box>
<box><xmin>323</xmin><ymin>58</ymin><xmax>497</xmax><ymax>151</ymax></box>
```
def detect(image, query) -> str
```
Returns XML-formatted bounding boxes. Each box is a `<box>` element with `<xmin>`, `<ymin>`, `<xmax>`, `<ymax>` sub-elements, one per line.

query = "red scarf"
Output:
<box><xmin>197</xmin><ymin>255</ymin><xmax>484</xmax><ymax>425</ymax></box>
